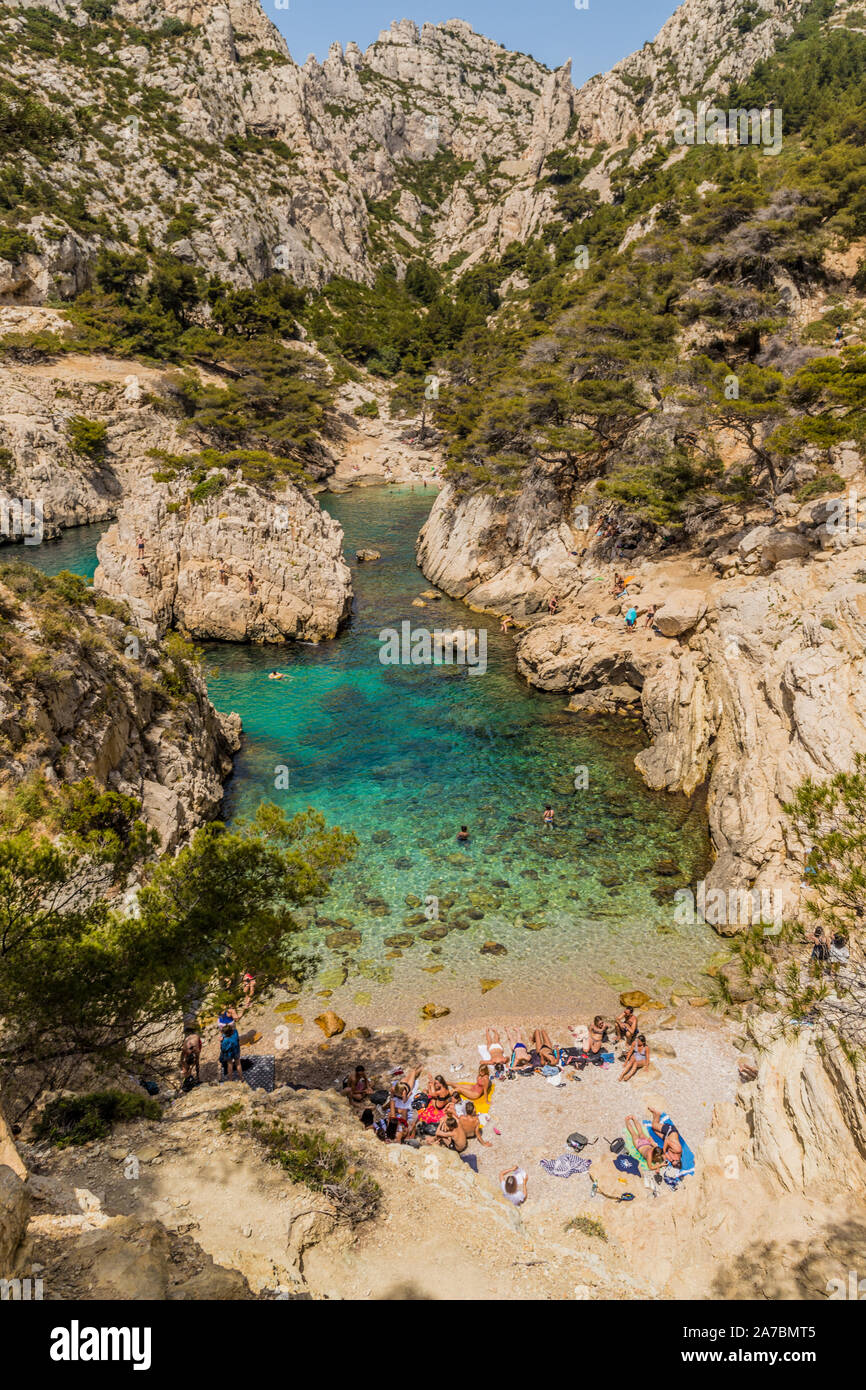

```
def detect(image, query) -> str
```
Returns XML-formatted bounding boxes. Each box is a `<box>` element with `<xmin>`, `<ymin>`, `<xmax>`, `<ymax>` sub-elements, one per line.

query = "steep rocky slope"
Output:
<box><xmin>0</xmin><ymin>0</ymin><xmax>572</xmax><ymax>297</ymax></box>
<box><xmin>0</xmin><ymin>561</ymin><xmax>240</xmax><ymax>846</ymax></box>
<box><xmin>0</xmin><ymin>0</ymin><xmax>815</xmax><ymax>301</ymax></box>
<box><xmin>95</xmin><ymin>469</ymin><xmax>353</xmax><ymax>641</ymax></box>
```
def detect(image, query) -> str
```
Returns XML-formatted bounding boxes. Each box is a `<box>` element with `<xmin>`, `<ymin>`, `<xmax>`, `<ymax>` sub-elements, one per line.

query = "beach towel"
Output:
<box><xmin>477</xmin><ymin>1044</ymin><xmax>492</xmax><ymax>1062</ymax></box>
<box><xmin>460</xmin><ymin>1153</ymin><xmax>479</xmax><ymax>1174</ymax></box>
<box><xmin>614</xmin><ymin>1154</ymin><xmax>641</xmax><ymax>1176</ymax></box>
<box><xmin>243</xmin><ymin>1054</ymin><xmax>275</xmax><ymax>1093</ymax></box>
<box><xmin>643</xmin><ymin>1113</ymin><xmax>695</xmax><ymax>1183</ymax></box>
<box><xmin>569</xmin><ymin>1024</ymin><xmax>589</xmax><ymax>1049</ymax></box>
<box><xmin>540</xmin><ymin>1152</ymin><xmax>592</xmax><ymax>1178</ymax></box>
<box><xmin>474</xmin><ymin>1083</ymin><xmax>495</xmax><ymax>1115</ymax></box>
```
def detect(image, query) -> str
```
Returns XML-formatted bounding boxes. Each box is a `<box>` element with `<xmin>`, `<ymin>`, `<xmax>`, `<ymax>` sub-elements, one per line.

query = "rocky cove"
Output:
<box><xmin>1</xmin><ymin>0</ymin><xmax>866</xmax><ymax>1313</ymax></box>
<box><xmin>418</xmin><ymin>457</ymin><xmax>866</xmax><ymax>922</ymax></box>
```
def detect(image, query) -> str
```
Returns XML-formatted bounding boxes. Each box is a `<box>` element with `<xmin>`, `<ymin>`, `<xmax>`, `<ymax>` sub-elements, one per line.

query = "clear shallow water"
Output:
<box><xmin>21</xmin><ymin>494</ymin><xmax>718</xmax><ymax>1016</ymax></box>
<box><xmin>15</xmin><ymin>523</ymin><xmax>103</xmax><ymax>581</ymax></box>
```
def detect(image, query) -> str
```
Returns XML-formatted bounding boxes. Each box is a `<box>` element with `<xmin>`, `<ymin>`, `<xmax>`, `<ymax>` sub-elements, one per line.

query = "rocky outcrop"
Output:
<box><xmin>0</xmin><ymin>1165</ymin><xmax>28</xmax><ymax>1274</ymax></box>
<box><xmin>571</xmin><ymin>0</ymin><xmax>810</xmax><ymax>151</ymax></box>
<box><xmin>0</xmin><ymin>562</ymin><xmax>241</xmax><ymax>848</ymax></box>
<box><xmin>420</xmin><ymin>465</ymin><xmax>866</xmax><ymax>914</ymax></box>
<box><xmin>2</xmin><ymin>3</ymin><xmax>573</xmax><ymax>297</ymax></box>
<box><xmin>95</xmin><ymin>472</ymin><xmax>352</xmax><ymax>643</ymax></box>
<box><xmin>653</xmin><ymin>1020</ymin><xmax>866</xmax><ymax>1298</ymax></box>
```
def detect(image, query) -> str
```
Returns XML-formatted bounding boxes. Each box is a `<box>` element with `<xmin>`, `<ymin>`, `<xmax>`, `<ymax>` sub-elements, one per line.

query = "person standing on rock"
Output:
<box><xmin>219</xmin><ymin>560</ymin><xmax>228</xmax><ymax>586</ymax></box>
<box><xmin>246</xmin><ymin>569</ymin><xmax>256</xmax><ymax>596</ymax></box>
<box><xmin>219</xmin><ymin>1022</ymin><xmax>242</xmax><ymax>1083</ymax></box>
<box><xmin>180</xmin><ymin>1031</ymin><xmax>201</xmax><ymax>1087</ymax></box>
<box><xmin>136</xmin><ymin>533</ymin><xmax>145</xmax><ymax>559</ymax></box>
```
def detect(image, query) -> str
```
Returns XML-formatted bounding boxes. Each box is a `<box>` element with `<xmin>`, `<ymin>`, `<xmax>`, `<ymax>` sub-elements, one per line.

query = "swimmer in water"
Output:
<box><xmin>268</xmin><ymin>671</ymin><xmax>288</xmax><ymax>681</ymax></box>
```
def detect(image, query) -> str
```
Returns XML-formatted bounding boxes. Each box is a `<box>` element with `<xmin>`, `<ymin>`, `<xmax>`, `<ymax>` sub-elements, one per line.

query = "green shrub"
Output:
<box><xmin>353</xmin><ymin>399</ymin><xmax>380</xmax><ymax>419</ymax></box>
<box><xmin>0</xmin><ymin>226</ymin><xmax>37</xmax><ymax>261</ymax></box>
<box><xmin>36</xmin><ymin>1089</ymin><xmax>161</xmax><ymax>1148</ymax></box>
<box><xmin>68</xmin><ymin>416</ymin><xmax>108</xmax><ymax>461</ymax></box>
<box><xmin>226</xmin><ymin>1113</ymin><xmax>381</xmax><ymax>1223</ymax></box>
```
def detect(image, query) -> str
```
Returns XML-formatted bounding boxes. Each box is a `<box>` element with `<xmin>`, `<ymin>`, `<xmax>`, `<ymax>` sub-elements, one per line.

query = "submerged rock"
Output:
<box><xmin>314</xmin><ymin>1011</ymin><xmax>345</xmax><ymax>1038</ymax></box>
<box><xmin>421</xmin><ymin>1002</ymin><xmax>450</xmax><ymax>1019</ymax></box>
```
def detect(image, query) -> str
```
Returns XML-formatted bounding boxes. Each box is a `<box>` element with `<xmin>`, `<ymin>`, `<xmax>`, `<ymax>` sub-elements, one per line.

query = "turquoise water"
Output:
<box><xmin>21</xmin><ymin>492</ymin><xmax>717</xmax><ymax>1016</ymax></box>
<box><xmin>15</xmin><ymin>523</ymin><xmax>103</xmax><ymax>581</ymax></box>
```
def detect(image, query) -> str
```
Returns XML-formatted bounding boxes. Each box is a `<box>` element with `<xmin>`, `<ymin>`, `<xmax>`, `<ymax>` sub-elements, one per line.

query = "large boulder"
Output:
<box><xmin>759</xmin><ymin>528</ymin><xmax>812</xmax><ymax>569</ymax></box>
<box><xmin>653</xmin><ymin>590</ymin><xmax>708</xmax><ymax>638</ymax></box>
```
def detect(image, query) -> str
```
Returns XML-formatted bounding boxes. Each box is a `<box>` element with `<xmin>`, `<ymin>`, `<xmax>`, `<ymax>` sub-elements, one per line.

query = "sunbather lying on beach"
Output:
<box><xmin>511</xmin><ymin>1042</ymin><xmax>535</xmax><ymax>1073</ymax></box>
<box><xmin>647</xmin><ymin>1107</ymin><xmax>683</xmax><ymax>1167</ymax></box>
<box><xmin>485</xmin><ymin>1028</ymin><xmax>510</xmax><ymax>1067</ymax></box>
<box><xmin>531</xmin><ymin>1027</ymin><xmax>558</xmax><ymax>1067</ymax></box>
<box><xmin>451</xmin><ymin>1063</ymin><xmax>491</xmax><ymax>1104</ymax></box>
<box><xmin>619</xmin><ymin>1034</ymin><xmax>650</xmax><ymax>1081</ymax></box>
<box><xmin>625</xmin><ymin>1116</ymin><xmax>665</xmax><ymax>1172</ymax></box>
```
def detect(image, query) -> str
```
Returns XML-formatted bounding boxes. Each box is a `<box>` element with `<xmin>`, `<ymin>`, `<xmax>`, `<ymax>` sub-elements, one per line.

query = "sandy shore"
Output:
<box><xmin>199</xmin><ymin>991</ymin><xmax>739</xmax><ymax>1231</ymax></box>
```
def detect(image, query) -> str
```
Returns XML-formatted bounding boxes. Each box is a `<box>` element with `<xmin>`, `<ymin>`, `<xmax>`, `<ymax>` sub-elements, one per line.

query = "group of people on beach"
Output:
<box><xmin>341</xmin><ymin>1001</ymin><xmax>656</xmax><ymax>1196</ymax></box>
<box><xmin>343</xmin><ymin>1063</ymin><xmax>492</xmax><ymax>1158</ymax></box>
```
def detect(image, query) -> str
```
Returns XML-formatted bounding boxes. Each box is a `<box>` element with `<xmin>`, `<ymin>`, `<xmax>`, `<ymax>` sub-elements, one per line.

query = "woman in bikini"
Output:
<box><xmin>485</xmin><ymin>1028</ymin><xmax>510</xmax><ymax>1068</ymax></box>
<box><xmin>625</xmin><ymin>1116</ymin><xmax>665</xmax><ymax>1172</ymax></box>
<box><xmin>345</xmin><ymin>1065</ymin><xmax>372</xmax><ymax>1109</ymax></box>
<box><xmin>620</xmin><ymin>1034</ymin><xmax>650</xmax><ymax>1082</ymax></box>
<box><xmin>427</xmin><ymin>1074</ymin><xmax>456</xmax><ymax>1110</ymax></box>
<box><xmin>586</xmin><ymin>1015</ymin><xmax>607</xmax><ymax>1063</ymax></box>
<box><xmin>451</xmin><ymin>1063</ymin><xmax>491</xmax><ymax>1104</ymax></box>
<box><xmin>531</xmin><ymin>1027</ymin><xmax>559</xmax><ymax>1067</ymax></box>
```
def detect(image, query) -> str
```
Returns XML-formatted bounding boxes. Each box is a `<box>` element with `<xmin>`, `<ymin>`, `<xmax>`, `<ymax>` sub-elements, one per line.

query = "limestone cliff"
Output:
<box><xmin>95</xmin><ymin>470</ymin><xmax>353</xmax><ymax>642</ymax></box>
<box><xmin>0</xmin><ymin>2</ymin><xmax>573</xmax><ymax>297</ymax></box>
<box><xmin>419</xmin><ymin>454</ymin><xmax>866</xmax><ymax>914</ymax></box>
<box><xmin>0</xmin><ymin>560</ymin><xmax>240</xmax><ymax>847</ymax></box>
<box><xmin>0</xmin><ymin>0</ymin><xmax>811</xmax><ymax>301</ymax></box>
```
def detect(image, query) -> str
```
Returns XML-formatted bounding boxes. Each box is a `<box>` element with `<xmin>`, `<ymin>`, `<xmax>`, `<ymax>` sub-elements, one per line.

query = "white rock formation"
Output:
<box><xmin>95</xmin><ymin>472</ymin><xmax>352</xmax><ymax>643</ymax></box>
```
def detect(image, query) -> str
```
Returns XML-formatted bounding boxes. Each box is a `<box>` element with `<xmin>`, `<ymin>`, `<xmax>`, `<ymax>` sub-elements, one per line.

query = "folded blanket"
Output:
<box><xmin>540</xmin><ymin>1152</ymin><xmax>592</xmax><ymax>1178</ymax></box>
<box><xmin>477</xmin><ymin>1044</ymin><xmax>492</xmax><ymax>1061</ymax></box>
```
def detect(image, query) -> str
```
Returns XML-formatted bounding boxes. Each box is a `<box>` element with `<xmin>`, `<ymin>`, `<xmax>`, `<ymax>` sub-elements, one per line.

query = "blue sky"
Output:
<box><xmin>267</xmin><ymin>1</ymin><xmax>679</xmax><ymax>84</ymax></box>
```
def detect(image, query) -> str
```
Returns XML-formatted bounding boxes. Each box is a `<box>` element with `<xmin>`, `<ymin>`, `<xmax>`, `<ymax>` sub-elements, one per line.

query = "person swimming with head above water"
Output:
<box><xmin>268</xmin><ymin>671</ymin><xmax>289</xmax><ymax>680</ymax></box>
<box><xmin>457</xmin><ymin>825</ymin><xmax>470</xmax><ymax>842</ymax></box>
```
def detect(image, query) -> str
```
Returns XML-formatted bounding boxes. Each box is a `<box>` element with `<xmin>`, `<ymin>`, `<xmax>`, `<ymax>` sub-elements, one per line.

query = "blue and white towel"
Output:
<box><xmin>539</xmin><ymin>1152</ymin><xmax>592</xmax><ymax>1178</ymax></box>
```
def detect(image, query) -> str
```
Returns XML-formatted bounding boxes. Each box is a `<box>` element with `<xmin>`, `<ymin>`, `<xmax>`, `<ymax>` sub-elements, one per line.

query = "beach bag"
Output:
<box><xmin>566</xmin><ymin>1131</ymin><xmax>597</xmax><ymax>1153</ymax></box>
<box><xmin>606</xmin><ymin>1136</ymin><xmax>625</xmax><ymax>1155</ymax></box>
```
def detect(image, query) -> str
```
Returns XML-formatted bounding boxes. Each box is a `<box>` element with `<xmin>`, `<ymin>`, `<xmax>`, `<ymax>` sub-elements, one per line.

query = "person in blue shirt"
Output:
<box><xmin>219</xmin><ymin>1023</ymin><xmax>242</xmax><ymax>1083</ymax></box>
<box><xmin>625</xmin><ymin>606</ymin><xmax>637</xmax><ymax>630</ymax></box>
